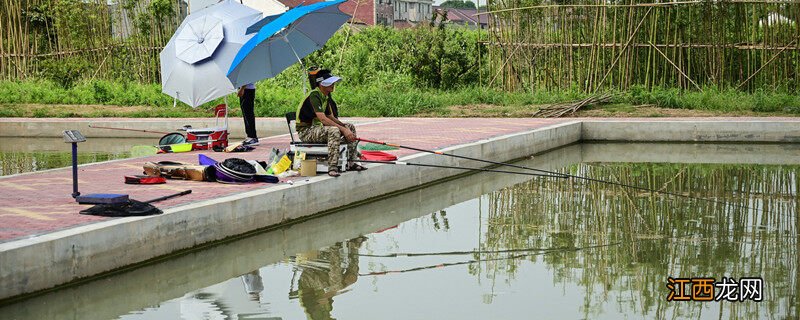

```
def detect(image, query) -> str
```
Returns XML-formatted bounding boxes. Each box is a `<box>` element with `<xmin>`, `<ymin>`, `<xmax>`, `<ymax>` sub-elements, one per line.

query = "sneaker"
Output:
<box><xmin>242</xmin><ymin>137</ymin><xmax>259</xmax><ymax>146</ymax></box>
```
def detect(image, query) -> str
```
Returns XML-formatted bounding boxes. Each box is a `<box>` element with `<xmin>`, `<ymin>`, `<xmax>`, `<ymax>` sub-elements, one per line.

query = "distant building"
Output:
<box><xmin>278</xmin><ymin>0</ymin><xmax>391</xmax><ymax>26</ymax></box>
<box><xmin>187</xmin><ymin>0</ymin><xmax>287</xmax><ymax>15</ymax></box>
<box><xmin>394</xmin><ymin>0</ymin><xmax>433</xmax><ymax>23</ymax></box>
<box><xmin>433</xmin><ymin>6</ymin><xmax>487</xmax><ymax>29</ymax></box>
<box><xmin>180</xmin><ymin>0</ymin><xmax>435</xmax><ymax>29</ymax></box>
<box><xmin>115</xmin><ymin>0</ymin><xmax>288</xmax><ymax>39</ymax></box>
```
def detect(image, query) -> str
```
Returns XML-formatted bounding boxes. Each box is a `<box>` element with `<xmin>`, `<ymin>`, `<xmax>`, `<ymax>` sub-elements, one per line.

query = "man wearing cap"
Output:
<box><xmin>296</xmin><ymin>68</ymin><xmax>366</xmax><ymax>177</ymax></box>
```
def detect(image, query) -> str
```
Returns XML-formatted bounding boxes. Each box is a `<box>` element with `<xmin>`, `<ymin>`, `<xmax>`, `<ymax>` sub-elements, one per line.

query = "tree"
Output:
<box><xmin>440</xmin><ymin>0</ymin><xmax>476</xmax><ymax>10</ymax></box>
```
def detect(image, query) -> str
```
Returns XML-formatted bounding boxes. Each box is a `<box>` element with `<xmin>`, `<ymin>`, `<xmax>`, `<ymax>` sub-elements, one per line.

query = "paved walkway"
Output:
<box><xmin>0</xmin><ymin>118</ymin><xmax>568</xmax><ymax>243</ymax></box>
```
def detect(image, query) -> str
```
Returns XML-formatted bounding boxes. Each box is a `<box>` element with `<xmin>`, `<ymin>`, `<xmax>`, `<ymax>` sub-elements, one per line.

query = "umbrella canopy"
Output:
<box><xmin>226</xmin><ymin>0</ymin><xmax>350</xmax><ymax>88</ymax></box>
<box><xmin>160</xmin><ymin>0</ymin><xmax>261</xmax><ymax>108</ymax></box>
<box><xmin>175</xmin><ymin>15</ymin><xmax>225</xmax><ymax>64</ymax></box>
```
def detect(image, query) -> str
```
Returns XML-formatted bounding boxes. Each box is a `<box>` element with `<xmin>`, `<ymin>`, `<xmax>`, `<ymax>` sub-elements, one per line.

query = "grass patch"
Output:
<box><xmin>0</xmin><ymin>80</ymin><xmax>798</xmax><ymax>118</ymax></box>
<box><xmin>623</xmin><ymin>86</ymin><xmax>800</xmax><ymax>114</ymax></box>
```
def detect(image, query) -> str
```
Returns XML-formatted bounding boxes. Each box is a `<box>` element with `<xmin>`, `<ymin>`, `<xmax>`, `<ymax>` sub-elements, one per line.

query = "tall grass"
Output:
<box><xmin>622</xmin><ymin>86</ymin><xmax>800</xmax><ymax>113</ymax></box>
<box><xmin>2</xmin><ymin>79</ymin><xmax>799</xmax><ymax>117</ymax></box>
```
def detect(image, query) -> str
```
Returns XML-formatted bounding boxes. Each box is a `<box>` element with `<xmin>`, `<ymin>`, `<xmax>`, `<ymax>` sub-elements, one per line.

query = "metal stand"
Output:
<box><xmin>63</xmin><ymin>130</ymin><xmax>86</xmax><ymax>199</ymax></box>
<box><xmin>71</xmin><ymin>142</ymin><xmax>80</xmax><ymax>198</ymax></box>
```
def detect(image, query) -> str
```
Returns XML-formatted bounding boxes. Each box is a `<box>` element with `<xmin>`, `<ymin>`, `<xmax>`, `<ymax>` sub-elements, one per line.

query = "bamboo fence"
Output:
<box><xmin>0</xmin><ymin>0</ymin><xmax>184</xmax><ymax>83</ymax></box>
<box><xmin>482</xmin><ymin>0</ymin><xmax>800</xmax><ymax>92</ymax></box>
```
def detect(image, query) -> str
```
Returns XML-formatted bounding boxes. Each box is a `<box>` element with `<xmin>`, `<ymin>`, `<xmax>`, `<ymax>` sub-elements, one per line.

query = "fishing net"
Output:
<box><xmin>80</xmin><ymin>200</ymin><xmax>162</xmax><ymax>217</ymax></box>
<box><xmin>222</xmin><ymin>158</ymin><xmax>256</xmax><ymax>174</ymax></box>
<box><xmin>159</xmin><ymin>133</ymin><xmax>186</xmax><ymax>146</ymax></box>
<box><xmin>359</xmin><ymin>143</ymin><xmax>398</xmax><ymax>151</ymax></box>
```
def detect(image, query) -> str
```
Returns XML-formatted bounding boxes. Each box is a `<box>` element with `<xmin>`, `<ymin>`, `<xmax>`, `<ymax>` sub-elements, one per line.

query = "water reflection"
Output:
<box><xmin>294</xmin><ymin>237</ymin><xmax>366</xmax><ymax>320</ymax></box>
<box><xmin>292</xmin><ymin>163</ymin><xmax>797</xmax><ymax>319</ymax></box>
<box><xmin>476</xmin><ymin>163</ymin><xmax>798</xmax><ymax>319</ymax></box>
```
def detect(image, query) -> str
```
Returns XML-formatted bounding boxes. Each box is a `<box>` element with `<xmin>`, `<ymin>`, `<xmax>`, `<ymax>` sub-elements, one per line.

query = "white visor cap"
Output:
<box><xmin>319</xmin><ymin>76</ymin><xmax>341</xmax><ymax>87</ymax></box>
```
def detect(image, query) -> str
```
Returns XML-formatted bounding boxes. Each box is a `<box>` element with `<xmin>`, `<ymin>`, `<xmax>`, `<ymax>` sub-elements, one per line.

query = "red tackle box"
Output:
<box><xmin>187</xmin><ymin>104</ymin><xmax>229</xmax><ymax>150</ymax></box>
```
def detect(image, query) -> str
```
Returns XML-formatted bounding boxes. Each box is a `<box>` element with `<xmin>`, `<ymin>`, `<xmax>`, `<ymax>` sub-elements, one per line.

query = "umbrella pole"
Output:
<box><xmin>286</xmin><ymin>40</ymin><xmax>307</xmax><ymax>95</ymax></box>
<box><xmin>224</xmin><ymin>96</ymin><xmax>229</xmax><ymax>129</ymax></box>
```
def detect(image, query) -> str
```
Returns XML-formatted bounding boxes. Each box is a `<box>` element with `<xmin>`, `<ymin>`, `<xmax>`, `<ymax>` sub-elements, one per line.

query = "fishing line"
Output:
<box><xmin>356</xmin><ymin>159</ymin><xmax>565</xmax><ymax>178</ymax></box>
<box><xmin>357</xmin><ymin>138</ymin><xmax>568</xmax><ymax>178</ymax></box>
<box><xmin>357</xmin><ymin>246</ymin><xmax>572</xmax><ymax>258</ymax></box>
<box><xmin>358</xmin><ymin>242</ymin><xmax>622</xmax><ymax>277</ymax></box>
<box><xmin>355</xmin><ymin>234</ymin><xmax>713</xmax><ymax>277</ymax></box>
<box><xmin>358</xmin><ymin>138</ymin><xmax>772</xmax><ymax>214</ymax></box>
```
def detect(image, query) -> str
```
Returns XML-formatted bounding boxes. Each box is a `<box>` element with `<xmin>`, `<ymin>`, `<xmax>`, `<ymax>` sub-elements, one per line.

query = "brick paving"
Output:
<box><xmin>0</xmin><ymin>118</ymin><xmax>569</xmax><ymax>243</ymax></box>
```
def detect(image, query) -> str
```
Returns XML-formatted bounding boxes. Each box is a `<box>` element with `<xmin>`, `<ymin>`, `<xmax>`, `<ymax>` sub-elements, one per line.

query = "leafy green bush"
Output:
<box><xmin>303</xmin><ymin>25</ymin><xmax>487</xmax><ymax>90</ymax></box>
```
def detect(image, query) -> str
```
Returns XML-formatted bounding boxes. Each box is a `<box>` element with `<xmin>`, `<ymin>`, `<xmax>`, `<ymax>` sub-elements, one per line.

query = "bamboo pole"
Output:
<box><xmin>648</xmin><ymin>41</ymin><xmax>702</xmax><ymax>90</ymax></box>
<box><xmin>594</xmin><ymin>7</ymin><xmax>652</xmax><ymax>92</ymax></box>
<box><xmin>736</xmin><ymin>38</ymin><xmax>798</xmax><ymax>90</ymax></box>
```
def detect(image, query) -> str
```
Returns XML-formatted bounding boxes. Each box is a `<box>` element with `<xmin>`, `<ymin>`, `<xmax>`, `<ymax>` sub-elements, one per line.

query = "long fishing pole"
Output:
<box><xmin>357</xmin><ymin>233</ymin><xmax>708</xmax><ymax>259</ymax></box>
<box><xmin>89</xmin><ymin>125</ymin><xmax>171</xmax><ymax>135</ymax></box>
<box><xmin>358</xmin><ymin>245</ymin><xmax>574</xmax><ymax>258</ymax></box>
<box><xmin>358</xmin><ymin>138</ymin><xmax>763</xmax><ymax>213</ymax></box>
<box><xmin>358</xmin><ymin>138</ymin><xmax>568</xmax><ymax>178</ymax></box>
<box><xmin>358</xmin><ymin>242</ymin><xmax>621</xmax><ymax>277</ymax></box>
<box><xmin>356</xmin><ymin>233</ymin><xmax>713</xmax><ymax>277</ymax></box>
<box><xmin>144</xmin><ymin>190</ymin><xmax>192</xmax><ymax>204</ymax></box>
<box><xmin>356</xmin><ymin>159</ymin><xmax>566</xmax><ymax>178</ymax></box>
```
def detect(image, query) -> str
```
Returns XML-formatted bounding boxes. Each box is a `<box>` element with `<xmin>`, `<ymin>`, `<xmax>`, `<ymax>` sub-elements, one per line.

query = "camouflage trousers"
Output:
<box><xmin>297</xmin><ymin>123</ymin><xmax>360</xmax><ymax>169</ymax></box>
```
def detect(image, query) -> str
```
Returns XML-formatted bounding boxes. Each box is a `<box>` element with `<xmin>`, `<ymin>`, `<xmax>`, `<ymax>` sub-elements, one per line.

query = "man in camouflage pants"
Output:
<box><xmin>296</xmin><ymin>68</ymin><xmax>366</xmax><ymax>177</ymax></box>
<box><xmin>298</xmin><ymin>123</ymin><xmax>360</xmax><ymax>172</ymax></box>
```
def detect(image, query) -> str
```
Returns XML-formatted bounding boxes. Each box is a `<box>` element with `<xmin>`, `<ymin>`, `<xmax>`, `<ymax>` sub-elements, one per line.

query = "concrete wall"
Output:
<box><xmin>0</xmin><ymin>121</ymin><xmax>582</xmax><ymax>301</ymax></box>
<box><xmin>582</xmin><ymin>119</ymin><xmax>800</xmax><ymax>142</ymax></box>
<box><xmin>580</xmin><ymin>142</ymin><xmax>800</xmax><ymax>165</ymax></box>
<box><xmin>0</xmin><ymin>118</ymin><xmax>284</xmax><ymax>139</ymax></box>
<box><xmin>0</xmin><ymin>118</ymin><xmax>380</xmax><ymax>139</ymax></box>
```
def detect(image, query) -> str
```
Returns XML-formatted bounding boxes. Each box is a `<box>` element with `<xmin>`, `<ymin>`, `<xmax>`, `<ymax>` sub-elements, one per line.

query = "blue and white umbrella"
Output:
<box><xmin>160</xmin><ymin>0</ymin><xmax>262</xmax><ymax>107</ymax></box>
<box><xmin>226</xmin><ymin>0</ymin><xmax>351</xmax><ymax>88</ymax></box>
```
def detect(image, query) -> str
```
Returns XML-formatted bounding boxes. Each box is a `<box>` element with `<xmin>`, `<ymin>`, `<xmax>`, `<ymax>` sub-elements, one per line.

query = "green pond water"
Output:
<box><xmin>0</xmin><ymin>128</ymin><xmax>281</xmax><ymax>176</ymax></box>
<box><xmin>1</xmin><ymin>143</ymin><xmax>798</xmax><ymax>319</ymax></box>
<box><xmin>0</xmin><ymin>151</ymin><xmax>132</xmax><ymax>176</ymax></box>
<box><xmin>0</xmin><ymin>137</ymin><xmax>151</xmax><ymax>176</ymax></box>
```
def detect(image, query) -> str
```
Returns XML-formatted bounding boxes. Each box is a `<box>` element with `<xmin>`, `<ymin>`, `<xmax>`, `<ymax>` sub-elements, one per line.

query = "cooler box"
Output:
<box><xmin>187</xmin><ymin>128</ymin><xmax>228</xmax><ymax>150</ymax></box>
<box><xmin>188</xmin><ymin>104</ymin><xmax>229</xmax><ymax>150</ymax></box>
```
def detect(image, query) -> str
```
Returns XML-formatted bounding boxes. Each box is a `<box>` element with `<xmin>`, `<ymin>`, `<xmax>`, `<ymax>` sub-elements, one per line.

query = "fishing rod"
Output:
<box><xmin>358</xmin><ymin>245</ymin><xmax>574</xmax><ymax>258</ymax></box>
<box><xmin>358</xmin><ymin>138</ymin><xmax>568</xmax><ymax>178</ymax></box>
<box><xmin>145</xmin><ymin>189</ymin><xmax>192</xmax><ymax>203</ymax></box>
<box><xmin>356</xmin><ymin>233</ymin><xmax>705</xmax><ymax>277</ymax></box>
<box><xmin>358</xmin><ymin>138</ymin><xmax>764</xmax><ymax>213</ymax></box>
<box><xmin>88</xmin><ymin>125</ymin><xmax>172</xmax><ymax>135</ymax></box>
<box><xmin>357</xmin><ymin>233</ymin><xmax>712</xmax><ymax>259</ymax></box>
<box><xmin>356</xmin><ymin>160</ymin><xmax>566</xmax><ymax>178</ymax></box>
<box><xmin>358</xmin><ymin>242</ymin><xmax>621</xmax><ymax>277</ymax></box>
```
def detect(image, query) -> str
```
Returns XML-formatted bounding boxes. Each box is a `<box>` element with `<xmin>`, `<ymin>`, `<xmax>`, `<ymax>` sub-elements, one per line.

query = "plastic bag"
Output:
<box><xmin>268</xmin><ymin>154</ymin><xmax>292</xmax><ymax>175</ymax></box>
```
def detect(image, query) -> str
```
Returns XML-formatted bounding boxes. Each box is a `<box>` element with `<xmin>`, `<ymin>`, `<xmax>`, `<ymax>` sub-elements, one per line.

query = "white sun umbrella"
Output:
<box><xmin>160</xmin><ymin>0</ymin><xmax>262</xmax><ymax>107</ymax></box>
